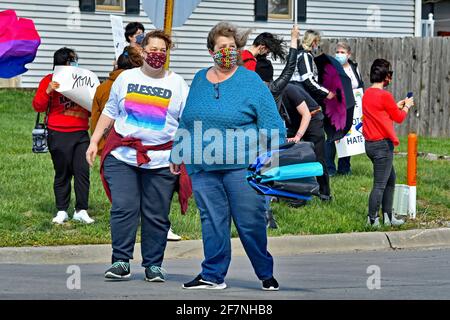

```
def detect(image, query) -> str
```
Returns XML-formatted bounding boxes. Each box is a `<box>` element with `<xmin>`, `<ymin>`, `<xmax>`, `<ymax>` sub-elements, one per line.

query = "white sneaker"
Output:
<box><xmin>167</xmin><ymin>228</ymin><xmax>181</xmax><ymax>241</ymax></box>
<box><xmin>384</xmin><ymin>212</ymin><xmax>404</xmax><ymax>226</ymax></box>
<box><xmin>73</xmin><ymin>209</ymin><xmax>95</xmax><ymax>224</ymax></box>
<box><xmin>366</xmin><ymin>216</ymin><xmax>381</xmax><ymax>228</ymax></box>
<box><xmin>52</xmin><ymin>211</ymin><xmax>68</xmax><ymax>224</ymax></box>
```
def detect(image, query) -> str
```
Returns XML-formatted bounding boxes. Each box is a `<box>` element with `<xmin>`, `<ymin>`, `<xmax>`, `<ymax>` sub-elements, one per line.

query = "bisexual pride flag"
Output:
<box><xmin>0</xmin><ymin>10</ymin><xmax>41</xmax><ymax>79</ymax></box>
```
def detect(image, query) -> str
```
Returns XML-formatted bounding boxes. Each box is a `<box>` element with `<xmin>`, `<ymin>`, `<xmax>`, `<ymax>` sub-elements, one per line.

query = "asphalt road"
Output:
<box><xmin>1</xmin><ymin>248</ymin><xmax>449</xmax><ymax>300</ymax></box>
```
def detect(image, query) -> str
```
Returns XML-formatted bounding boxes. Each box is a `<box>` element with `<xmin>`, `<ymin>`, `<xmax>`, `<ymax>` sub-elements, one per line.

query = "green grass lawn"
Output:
<box><xmin>0</xmin><ymin>89</ymin><xmax>449</xmax><ymax>247</ymax></box>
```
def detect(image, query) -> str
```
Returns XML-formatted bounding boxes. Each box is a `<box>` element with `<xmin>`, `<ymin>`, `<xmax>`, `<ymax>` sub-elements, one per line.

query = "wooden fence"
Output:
<box><xmin>320</xmin><ymin>37</ymin><xmax>450</xmax><ymax>138</ymax></box>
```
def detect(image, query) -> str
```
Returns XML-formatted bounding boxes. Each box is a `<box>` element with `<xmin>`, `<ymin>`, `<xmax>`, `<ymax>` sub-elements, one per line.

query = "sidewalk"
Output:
<box><xmin>0</xmin><ymin>228</ymin><xmax>449</xmax><ymax>265</ymax></box>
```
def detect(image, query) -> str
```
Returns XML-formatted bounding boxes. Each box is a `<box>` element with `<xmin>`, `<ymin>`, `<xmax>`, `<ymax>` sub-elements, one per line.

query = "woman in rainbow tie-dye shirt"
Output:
<box><xmin>86</xmin><ymin>30</ymin><xmax>189</xmax><ymax>282</ymax></box>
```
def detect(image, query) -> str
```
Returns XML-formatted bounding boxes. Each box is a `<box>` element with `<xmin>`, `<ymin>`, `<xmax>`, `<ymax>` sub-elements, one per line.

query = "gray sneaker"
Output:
<box><xmin>145</xmin><ymin>265</ymin><xmax>166</xmax><ymax>282</ymax></box>
<box><xmin>105</xmin><ymin>261</ymin><xmax>131</xmax><ymax>280</ymax></box>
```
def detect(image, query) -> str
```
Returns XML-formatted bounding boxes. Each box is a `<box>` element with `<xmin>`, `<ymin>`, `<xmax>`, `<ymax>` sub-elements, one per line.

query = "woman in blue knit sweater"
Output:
<box><xmin>170</xmin><ymin>22</ymin><xmax>286</xmax><ymax>291</ymax></box>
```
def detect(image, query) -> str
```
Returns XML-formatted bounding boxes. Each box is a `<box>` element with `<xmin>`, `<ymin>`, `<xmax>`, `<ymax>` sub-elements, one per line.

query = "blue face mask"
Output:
<box><xmin>135</xmin><ymin>33</ymin><xmax>145</xmax><ymax>45</ymax></box>
<box><xmin>69</xmin><ymin>61</ymin><xmax>79</xmax><ymax>67</ymax></box>
<box><xmin>335</xmin><ymin>53</ymin><xmax>348</xmax><ymax>65</ymax></box>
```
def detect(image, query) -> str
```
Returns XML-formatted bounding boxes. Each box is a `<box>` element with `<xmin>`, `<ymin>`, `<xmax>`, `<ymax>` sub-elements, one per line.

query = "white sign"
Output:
<box><xmin>110</xmin><ymin>15</ymin><xmax>126</xmax><ymax>60</ymax></box>
<box><xmin>53</xmin><ymin>66</ymin><xmax>100</xmax><ymax>112</ymax></box>
<box><xmin>336</xmin><ymin>88</ymin><xmax>365</xmax><ymax>158</ymax></box>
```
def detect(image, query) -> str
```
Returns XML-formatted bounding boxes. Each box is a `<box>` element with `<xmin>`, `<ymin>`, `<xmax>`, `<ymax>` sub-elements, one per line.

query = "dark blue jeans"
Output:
<box><xmin>325</xmin><ymin>140</ymin><xmax>351</xmax><ymax>175</ymax></box>
<box><xmin>365</xmin><ymin>140</ymin><xmax>396</xmax><ymax>221</ymax></box>
<box><xmin>191</xmin><ymin>169</ymin><xmax>274</xmax><ymax>284</ymax></box>
<box><xmin>103</xmin><ymin>155</ymin><xmax>178</xmax><ymax>268</ymax></box>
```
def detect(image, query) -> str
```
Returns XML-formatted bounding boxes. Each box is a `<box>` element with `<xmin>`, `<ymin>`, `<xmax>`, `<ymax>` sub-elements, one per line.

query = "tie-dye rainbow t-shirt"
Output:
<box><xmin>124</xmin><ymin>83</ymin><xmax>173</xmax><ymax>131</ymax></box>
<box><xmin>102</xmin><ymin>68</ymin><xmax>189</xmax><ymax>168</ymax></box>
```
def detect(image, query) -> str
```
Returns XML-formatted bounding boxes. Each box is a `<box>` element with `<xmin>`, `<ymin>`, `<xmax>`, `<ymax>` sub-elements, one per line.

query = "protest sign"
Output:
<box><xmin>110</xmin><ymin>15</ymin><xmax>125</xmax><ymax>60</ymax></box>
<box><xmin>336</xmin><ymin>88</ymin><xmax>365</xmax><ymax>158</ymax></box>
<box><xmin>53</xmin><ymin>66</ymin><xmax>100</xmax><ymax>112</ymax></box>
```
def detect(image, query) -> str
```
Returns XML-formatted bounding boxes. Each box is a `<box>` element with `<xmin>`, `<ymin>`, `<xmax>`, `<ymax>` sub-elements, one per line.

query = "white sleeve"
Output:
<box><xmin>102</xmin><ymin>77</ymin><xmax>122</xmax><ymax>120</ymax></box>
<box><xmin>178</xmin><ymin>78</ymin><xmax>190</xmax><ymax>119</ymax></box>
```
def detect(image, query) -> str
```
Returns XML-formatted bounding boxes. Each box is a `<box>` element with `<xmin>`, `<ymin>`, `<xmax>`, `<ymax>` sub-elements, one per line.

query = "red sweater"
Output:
<box><xmin>362</xmin><ymin>88</ymin><xmax>407</xmax><ymax>146</ymax></box>
<box><xmin>241</xmin><ymin>50</ymin><xmax>257</xmax><ymax>71</ymax></box>
<box><xmin>32</xmin><ymin>74</ymin><xmax>90</xmax><ymax>132</ymax></box>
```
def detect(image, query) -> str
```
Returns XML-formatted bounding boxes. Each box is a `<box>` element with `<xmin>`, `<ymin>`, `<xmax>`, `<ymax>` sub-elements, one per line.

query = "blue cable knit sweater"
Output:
<box><xmin>171</xmin><ymin>66</ymin><xmax>286</xmax><ymax>175</ymax></box>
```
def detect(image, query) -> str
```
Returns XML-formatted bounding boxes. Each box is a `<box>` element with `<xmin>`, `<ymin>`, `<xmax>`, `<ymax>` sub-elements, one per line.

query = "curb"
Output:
<box><xmin>0</xmin><ymin>228</ymin><xmax>449</xmax><ymax>265</ymax></box>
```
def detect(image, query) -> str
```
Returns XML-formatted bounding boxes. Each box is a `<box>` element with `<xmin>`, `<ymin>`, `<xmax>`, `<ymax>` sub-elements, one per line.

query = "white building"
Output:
<box><xmin>1</xmin><ymin>0</ymin><xmax>422</xmax><ymax>88</ymax></box>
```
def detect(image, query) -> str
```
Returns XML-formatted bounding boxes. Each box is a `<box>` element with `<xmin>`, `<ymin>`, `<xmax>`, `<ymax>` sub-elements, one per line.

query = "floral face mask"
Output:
<box><xmin>211</xmin><ymin>47</ymin><xmax>239</xmax><ymax>69</ymax></box>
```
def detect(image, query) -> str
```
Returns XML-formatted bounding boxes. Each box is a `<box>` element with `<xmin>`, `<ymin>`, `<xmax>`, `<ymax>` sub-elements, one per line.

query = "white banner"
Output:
<box><xmin>110</xmin><ymin>15</ymin><xmax>126</xmax><ymax>60</ymax></box>
<box><xmin>336</xmin><ymin>88</ymin><xmax>365</xmax><ymax>158</ymax></box>
<box><xmin>53</xmin><ymin>66</ymin><xmax>100</xmax><ymax>112</ymax></box>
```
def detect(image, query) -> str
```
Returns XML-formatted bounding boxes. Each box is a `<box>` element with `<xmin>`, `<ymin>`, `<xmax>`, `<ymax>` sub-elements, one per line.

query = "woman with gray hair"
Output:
<box><xmin>170</xmin><ymin>21</ymin><xmax>285</xmax><ymax>291</ymax></box>
<box><xmin>325</xmin><ymin>41</ymin><xmax>365</xmax><ymax>176</ymax></box>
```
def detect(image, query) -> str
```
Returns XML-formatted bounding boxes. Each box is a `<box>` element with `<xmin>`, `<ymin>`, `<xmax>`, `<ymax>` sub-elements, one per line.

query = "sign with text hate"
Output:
<box><xmin>336</xmin><ymin>88</ymin><xmax>366</xmax><ymax>158</ymax></box>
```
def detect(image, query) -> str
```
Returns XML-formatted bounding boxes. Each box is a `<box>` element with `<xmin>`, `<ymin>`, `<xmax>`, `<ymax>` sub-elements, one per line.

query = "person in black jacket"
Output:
<box><xmin>289</xmin><ymin>29</ymin><xmax>333</xmax><ymax>201</ymax></box>
<box><xmin>254</xmin><ymin>25</ymin><xmax>299</xmax><ymax>227</ymax></box>
<box><xmin>255</xmin><ymin>25</ymin><xmax>300</xmax><ymax>105</ymax></box>
<box><xmin>290</xmin><ymin>30</ymin><xmax>336</xmax><ymax>104</ymax></box>
<box><xmin>325</xmin><ymin>42</ymin><xmax>365</xmax><ymax>176</ymax></box>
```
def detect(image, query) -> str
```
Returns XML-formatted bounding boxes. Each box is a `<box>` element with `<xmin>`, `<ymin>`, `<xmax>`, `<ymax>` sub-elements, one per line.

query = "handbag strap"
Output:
<box><xmin>35</xmin><ymin>93</ymin><xmax>52</xmax><ymax>128</ymax></box>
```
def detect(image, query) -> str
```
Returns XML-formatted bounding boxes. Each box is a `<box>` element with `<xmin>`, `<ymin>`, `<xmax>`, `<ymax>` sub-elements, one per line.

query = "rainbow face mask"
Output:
<box><xmin>211</xmin><ymin>47</ymin><xmax>239</xmax><ymax>69</ymax></box>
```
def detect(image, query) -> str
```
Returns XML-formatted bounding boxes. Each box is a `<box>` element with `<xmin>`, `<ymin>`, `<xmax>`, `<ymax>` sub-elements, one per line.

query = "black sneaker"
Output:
<box><xmin>182</xmin><ymin>275</ymin><xmax>227</xmax><ymax>290</ymax></box>
<box><xmin>262</xmin><ymin>277</ymin><xmax>279</xmax><ymax>291</ymax></box>
<box><xmin>319</xmin><ymin>194</ymin><xmax>333</xmax><ymax>202</ymax></box>
<box><xmin>145</xmin><ymin>265</ymin><xmax>166</xmax><ymax>282</ymax></box>
<box><xmin>105</xmin><ymin>261</ymin><xmax>131</xmax><ymax>280</ymax></box>
<box><xmin>286</xmin><ymin>199</ymin><xmax>307</xmax><ymax>208</ymax></box>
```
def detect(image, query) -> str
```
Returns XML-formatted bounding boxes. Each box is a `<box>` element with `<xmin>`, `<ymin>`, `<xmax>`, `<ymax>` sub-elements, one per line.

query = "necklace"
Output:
<box><xmin>212</xmin><ymin>67</ymin><xmax>221</xmax><ymax>99</ymax></box>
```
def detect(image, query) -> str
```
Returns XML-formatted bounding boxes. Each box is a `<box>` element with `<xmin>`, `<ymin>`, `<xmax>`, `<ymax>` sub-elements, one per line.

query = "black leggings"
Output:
<box><xmin>48</xmin><ymin>129</ymin><xmax>90</xmax><ymax>211</ymax></box>
<box><xmin>365</xmin><ymin>139</ymin><xmax>396</xmax><ymax>221</ymax></box>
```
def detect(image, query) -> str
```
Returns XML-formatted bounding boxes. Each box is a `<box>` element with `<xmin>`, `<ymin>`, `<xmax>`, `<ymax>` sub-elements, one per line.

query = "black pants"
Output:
<box><xmin>365</xmin><ymin>139</ymin><xmax>396</xmax><ymax>221</ymax></box>
<box><xmin>103</xmin><ymin>155</ymin><xmax>178</xmax><ymax>267</ymax></box>
<box><xmin>325</xmin><ymin>140</ymin><xmax>351</xmax><ymax>175</ymax></box>
<box><xmin>302</xmin><ymin>115</ymin><xmax>331</xmax><ymax>197</ymax></box>
<box><xmin>48</xmin><ymin>129</ymin><xmax>90</xmax><ymax>211</ymax></box>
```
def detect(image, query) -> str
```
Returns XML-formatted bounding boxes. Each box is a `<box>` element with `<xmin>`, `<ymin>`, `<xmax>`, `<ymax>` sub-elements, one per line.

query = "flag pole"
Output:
<box><xmin>164</xmin><ymin>0</ymin><xmax>174</xmax><ymax>69</ymax></box>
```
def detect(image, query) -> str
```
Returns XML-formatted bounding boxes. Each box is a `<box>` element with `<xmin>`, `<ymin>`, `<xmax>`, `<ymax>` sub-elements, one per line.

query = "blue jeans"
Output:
<box><xmin>325</xmin><ymin>140</ymin><xmax>351</xmax><ymax>175</ymax></box>
<box><xmin>191</xmin><ymin>169</ymin><xmax>274</xmax><ymax>284</ymax></box>
<box><xmin>103</xmin><ymin>155</ymin><xmax>177</xmax><ymax>268</ymax></box>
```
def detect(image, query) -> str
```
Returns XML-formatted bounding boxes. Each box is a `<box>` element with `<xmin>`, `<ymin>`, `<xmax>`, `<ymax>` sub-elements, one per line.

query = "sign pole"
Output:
<box><xmin>164</xmin><ymin>0</ymin><xmax>174</xmax><ymax>69</ymax></box>
<box><xmin>294</xmin><ymin>0</ymin><xmax>298</xmax><ymax>25</ymax></box>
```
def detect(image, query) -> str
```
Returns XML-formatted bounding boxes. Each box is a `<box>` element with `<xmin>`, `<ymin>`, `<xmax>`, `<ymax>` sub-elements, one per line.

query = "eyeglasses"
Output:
<box><xmin>213</xmin><ymin>83</ymin><xmax>219</xmax><ymax>99</ymax></box>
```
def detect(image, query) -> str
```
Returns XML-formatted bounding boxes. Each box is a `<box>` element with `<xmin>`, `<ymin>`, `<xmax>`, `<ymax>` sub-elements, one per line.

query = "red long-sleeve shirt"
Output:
<box><xmin>241</xmin><ymin>50</ymin><xmax>257</xmax><ymax>71</ymax></box>
<box><xmin>362</xmin><ymin>88</ymin><xmax>407</xmax><ymax>146</ymax></box>
<box><xmin>32</xmin><ymin>74</ymin><xmax>90</xmax><ymax>132</ymax></box>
